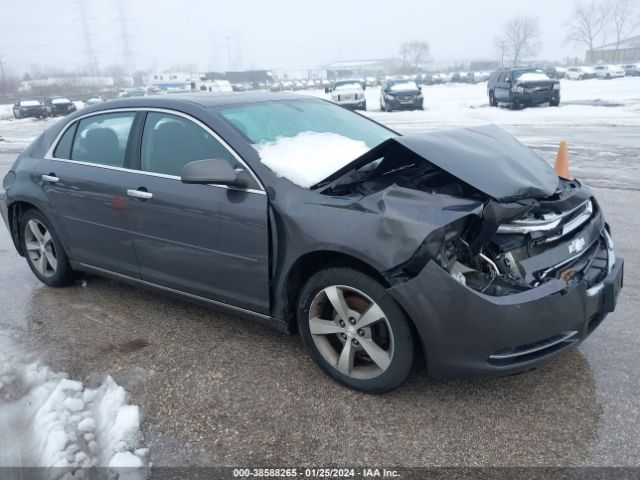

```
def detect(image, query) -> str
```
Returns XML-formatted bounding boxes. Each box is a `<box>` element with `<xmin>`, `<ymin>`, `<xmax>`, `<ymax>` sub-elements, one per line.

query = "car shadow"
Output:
<box><xmin>20</xmin><ymin>273</ymin><xmax>601</xmax><ymax>467</ymax></box>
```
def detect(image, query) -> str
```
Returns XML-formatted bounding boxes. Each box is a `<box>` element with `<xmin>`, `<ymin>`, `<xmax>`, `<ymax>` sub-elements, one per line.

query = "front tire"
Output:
<box><xmin>21</xmin><ymin>209</ymin><xmax>75</xmax><ymax>286</ymax></box>
<box><xmin>297</xmin><ymin>267</ymin><xmax>414</xmax><ymax>393</ymax></box>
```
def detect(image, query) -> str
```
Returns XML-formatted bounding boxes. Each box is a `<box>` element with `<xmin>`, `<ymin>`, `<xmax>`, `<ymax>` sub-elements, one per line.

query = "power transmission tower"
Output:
<box><xmin>114</xmin><ymin>0</ymin><xmax>136</xmax><ymax>77</ymax></box>
<box><xmin>77</xmin><ymin>1</ymin><xmax>99</xmax><ymax>75</ymax></box>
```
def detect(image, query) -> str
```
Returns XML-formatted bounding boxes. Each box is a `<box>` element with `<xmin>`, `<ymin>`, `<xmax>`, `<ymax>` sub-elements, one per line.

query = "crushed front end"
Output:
<box><xmin>312</xmin><ymin>126</ymin><xmax>624</xmax><ymax>378</ymax></box>
<box><xmin>387</xmin><ymin>178</ymin><xmax>623</xmax><ymax>378</ymax></box>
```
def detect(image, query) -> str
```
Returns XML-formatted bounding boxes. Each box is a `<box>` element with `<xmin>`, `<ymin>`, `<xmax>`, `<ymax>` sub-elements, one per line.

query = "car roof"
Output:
<box><xmin>87</xmin><ymin>92</ymin><xmax>310</xmax><ymax>111</ymax></box>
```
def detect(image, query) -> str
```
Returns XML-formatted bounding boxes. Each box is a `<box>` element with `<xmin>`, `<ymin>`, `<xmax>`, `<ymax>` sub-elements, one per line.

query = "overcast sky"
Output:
<box><xmin>0</xmin><ymin>0</ymin><xmax>586</xmax><ymax>75</ymax></box>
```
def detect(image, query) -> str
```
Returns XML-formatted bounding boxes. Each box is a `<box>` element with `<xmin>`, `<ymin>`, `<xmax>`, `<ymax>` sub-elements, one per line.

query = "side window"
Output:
<box><xmin>140</xmin><ymin>112</ymin><xmax>238</xmax><ymax>177</ymax></box>
<box><xmin>71</xmin><ymin>112</ymin><xmax>135</xmax><ymax>167</ymax></box>
<box><xmin>53</xmin><ymin>122</ymin><xmax>78</xmax><ymax>159</ymax></box>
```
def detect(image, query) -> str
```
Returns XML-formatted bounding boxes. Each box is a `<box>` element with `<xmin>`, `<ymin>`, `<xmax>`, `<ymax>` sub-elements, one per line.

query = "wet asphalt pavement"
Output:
<box><xmin>0</xmin><ymin>112</ymin><xmax>639</xmax><ymax>467</ymax></box>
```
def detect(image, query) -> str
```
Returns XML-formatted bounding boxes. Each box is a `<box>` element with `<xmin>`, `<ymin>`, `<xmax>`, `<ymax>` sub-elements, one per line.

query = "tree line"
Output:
<box><xmin>494</xmin><ymin>0</ymin><xmax>640</xmax><ymax>66</ymax></box>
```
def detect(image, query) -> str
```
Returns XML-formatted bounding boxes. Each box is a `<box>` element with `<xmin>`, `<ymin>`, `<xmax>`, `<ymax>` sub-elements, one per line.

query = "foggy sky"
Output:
<box><xmin>0</xmin><ymin>0</ymin><xmax>584</xmax><ymax>75</ymax></box>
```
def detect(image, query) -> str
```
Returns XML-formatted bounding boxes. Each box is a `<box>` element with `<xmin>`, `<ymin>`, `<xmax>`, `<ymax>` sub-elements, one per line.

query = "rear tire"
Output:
<box><xmin>21</xmin><ymin>209</ymin><xmax>76</xmax><ymax>287</ymax></box>
<box><xmin>489</xmin><ymin>91</ymin><xmax>497</xmax><ymax>107</ymax></box>
<box><xmin>297</xmin><ymin>267</ymin><xmax>414</xmax><ymax>393</ymax></box>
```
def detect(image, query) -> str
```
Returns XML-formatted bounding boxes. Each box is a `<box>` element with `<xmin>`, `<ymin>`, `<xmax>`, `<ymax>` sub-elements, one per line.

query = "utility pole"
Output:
<box><xmin>0</xmin><ymin>56</ymin><xmax>7</xmax><ymax>98</ymax></box>
<box><xmin>226</xmin><ymin>36</ymin><xmax>231</xmax><ymax>72</ymax></box>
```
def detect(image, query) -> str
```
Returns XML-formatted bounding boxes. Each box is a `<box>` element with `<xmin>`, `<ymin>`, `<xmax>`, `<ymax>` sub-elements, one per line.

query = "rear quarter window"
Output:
<box><xmin>53</xmin><ymin>123</ymin><xmax>78</xmax><ymax>159</ymax></box>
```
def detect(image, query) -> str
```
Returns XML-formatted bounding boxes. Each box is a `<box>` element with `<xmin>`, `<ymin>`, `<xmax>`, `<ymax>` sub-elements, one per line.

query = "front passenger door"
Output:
<box><xmin>125</xmin><ymin>111</ymin><xmax>270</xmax><ymax>314</ymax></box>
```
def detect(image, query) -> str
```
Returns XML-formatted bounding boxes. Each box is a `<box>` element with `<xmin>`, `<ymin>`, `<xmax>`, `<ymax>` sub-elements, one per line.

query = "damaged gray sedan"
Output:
<box><xmin>0</xmin><ymin>93</ymin><xmax>624</xmax><ymax>392</ymax></box>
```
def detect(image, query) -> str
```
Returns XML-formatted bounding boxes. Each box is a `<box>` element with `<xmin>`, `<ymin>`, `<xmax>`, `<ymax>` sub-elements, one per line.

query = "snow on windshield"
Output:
<box><xmin>256</xmin><ymin>131</ymin><xmax>369</xmax><ymax>188</ymax></box>
<box><xmin>334</xmin><ymin>82</ymin><xmax>362</xmax><ymax>91</ymax></box>
<box><xmin>52</xmin><ymin>98</ymin><xmax>72</xmax><ymax>104</ymax></box>
<box><xmin>389</xmin><ymin>82</ymin><xmax>419</xmax><ymax>92</ymax></box>
<box><xmin>20</xmin><ymin>100</ymin><xmax>41</xmax><ymax>107</ymax></box>
<box><xmin>516</xmin><ymin>72</ymin><xmax>550</xmax><ymax>82</ymax></box>
<box><xmin>0</xmin><ymin>333</ymin><xmax>148</xmax><ymax>469</ymax></box>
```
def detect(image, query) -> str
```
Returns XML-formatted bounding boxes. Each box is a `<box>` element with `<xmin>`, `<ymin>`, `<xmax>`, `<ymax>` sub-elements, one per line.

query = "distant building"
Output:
<box><xmin>469</xmin><ymin>60</ymin><xmax>501</xmax><ymax>71</ymax></box>
<box><xmin>19</xmin><ymin>76</ymin><xmax>117</xmax><ymax>93</ymax></box>
<box><xmin>586</xmin><ymin>35</ymin><xmax>640</xmax><ymax>63</ymax></box>
<box><xmin>324</xmin><ymin>59</ymin><xmax>394</xmax><ymax>78</ymax></box>
<box><xmin>149</xmin><ymin>72</ymin><xmax>202</xmax><ymax>90</ymax></box>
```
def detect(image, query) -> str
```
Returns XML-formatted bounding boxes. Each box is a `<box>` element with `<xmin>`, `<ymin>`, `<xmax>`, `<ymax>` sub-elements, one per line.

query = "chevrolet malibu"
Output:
<box><xmin>0</xmin><ymin>93</ymin><xmax>624</xmax><ymax>392</ymax></box>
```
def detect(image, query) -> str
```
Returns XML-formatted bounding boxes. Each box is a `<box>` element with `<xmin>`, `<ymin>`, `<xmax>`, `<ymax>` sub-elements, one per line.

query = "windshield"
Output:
<box><xmin>218</xmin><ymin>99</ymin><xmax>396</xmax><ymax>188</ymax></box>
<box><xmin>513</xmin><ymin>68</ymin><xmax>550</xmax><ymax>82</ymax></box>
<box><xmin>333</xmin><ymin>81</ymin><xmax>362</xmax><ymax>91</ymax></box>
<box><xmin>388</xmin><ymin>80</ymin><xmax>419</xmax><ymax>92</ymax></box>
<box><xmin>513</xmin><ymin>70</ymin><xmax>550</xmax><ymax>82</ymax></box>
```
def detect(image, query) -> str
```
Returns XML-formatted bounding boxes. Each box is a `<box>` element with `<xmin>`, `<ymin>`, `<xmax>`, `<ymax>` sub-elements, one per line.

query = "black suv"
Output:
<box><xmin>487</xmin><ymin>67</ymin><xmax>560</xmax><ymax>109</ymax></box>
<box><xmin>44</xmin><ymin>97</ymin><xmax>77</xmax><ymax>117</ymax></box>
<box><xmin>12</xmin><ymin>99</ymin><xmax>48</xmax><ymax>119</ymax></box>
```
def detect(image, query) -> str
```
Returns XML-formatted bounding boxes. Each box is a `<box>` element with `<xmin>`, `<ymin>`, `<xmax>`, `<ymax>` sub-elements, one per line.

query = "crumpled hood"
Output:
<box><xmin>315</xmin><ymin>124</ymin><xmax>559</xmax><ymax>202</ymax></box>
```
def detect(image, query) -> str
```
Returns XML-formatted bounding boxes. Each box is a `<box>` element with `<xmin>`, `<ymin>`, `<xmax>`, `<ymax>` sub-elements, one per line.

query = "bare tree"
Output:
<box><xmin>399</xmin><ymin>40</ymin><xmax>431</xmax><ymax>70</ymax></box>
<box><xmin>497</xmin><ymin>15</ymin><xmax>541</xmax><ymax>66</ymax></box>
<box><xmin>493</xmin><ymin>36</ymin><xmax>508</xmax><ymax>67</ymax></box>
<box><xmin>565</xmin><ymin>1</ymin><xmax>609</xmax><ymax>51</ymax></box>
<box><xmin>608</xmin><ymin>0</ymin><xmax>640</xmax><ymax>51</ymax></box>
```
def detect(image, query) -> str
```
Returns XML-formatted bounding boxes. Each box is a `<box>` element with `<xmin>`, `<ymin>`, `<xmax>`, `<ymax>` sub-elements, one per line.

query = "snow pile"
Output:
<box><xmin>256</xmin><ymin>131</ymin><xmax>370</xmax><ymax>188</ymax></box>
<box><xmin>0</xmin><ymin>104</ymin><xmax>14</xmax><ymax>121</ymax></box>
<box><xmin>0</xmin><ymin>333</ymin><xmax>148</xmax><ymax>474</ymax></box>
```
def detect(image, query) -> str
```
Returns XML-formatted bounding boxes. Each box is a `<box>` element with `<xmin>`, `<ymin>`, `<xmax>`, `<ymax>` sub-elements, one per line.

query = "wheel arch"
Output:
<box><xmin>281</xmin><ymin>250</ymin><xmax>389</xmax><ymax>331</ymax></box>
<box><xmin>6</xmin><ymin>199</ymin><xmax>59</xmax><ymax>256</ymax></box>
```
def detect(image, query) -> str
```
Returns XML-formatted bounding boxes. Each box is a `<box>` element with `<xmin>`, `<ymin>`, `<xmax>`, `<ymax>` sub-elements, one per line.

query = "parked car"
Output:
<box><xmin>566</xmin><ymin>66</ymin><xmax>596</xmax><ymax>80</ymax></box>
<box><xmin>544</xmin><ymin>66</ymin><xmax>567</xmax><ymax>79</ymax></box>
<box><xmin>622</xmin><ymin>64</ymin><xmax>640</xmax><ymax>76</ymax></box>
<box><xmin>593</xmin><ymin>64</ymin><xmax>625</xmax><ymax>79</ymax></box>
<box><xmin>44</xmin><ymin>97</ymin><xmax>77</xmax><ymax>117</ymax></box>
<box><xmin>326</xmin><ymin>79</ymin><xmax>366</xmax><ymax>110</ymax></box>
<box><xmin>85</xmin><ymin>97</ymin><xmax>106</xmax><ymax>106</ymax></box>
<box><xmin>0</xmin><ymin>94</ymin><xmax>623</xmax><ymax>393</ymax></box>
<box><xmin>487</xmin><ymin>67</ymin><xmax>560</xmax><ymax>109</ymax></box>
<box><xmin>12</xmin><ymin>99</ymin><xmax>48</xmax><ymax>119</ymax></box>
<box><xmin>380</xmin><ymin>78</ymin><xmax>423</xmax><ymax>111</ymax></box>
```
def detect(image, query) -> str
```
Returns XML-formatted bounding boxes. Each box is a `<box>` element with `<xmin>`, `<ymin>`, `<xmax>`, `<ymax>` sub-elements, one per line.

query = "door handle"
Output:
<box><xmin>127</xmin><ymin>189</ymin><xmax>153</xmax><ymax>200</ymax></box>
<box><xmin>42</xmin><ymin>174</ymin><xmax>59</xmax><ymax>183</ymax></box>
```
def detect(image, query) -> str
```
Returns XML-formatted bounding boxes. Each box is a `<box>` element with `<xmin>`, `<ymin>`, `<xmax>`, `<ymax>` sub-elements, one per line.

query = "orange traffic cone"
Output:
<box><xmin>554</xmin><ymin>141</ymin><xmax>572</xmax><ymax>179</ymax></box>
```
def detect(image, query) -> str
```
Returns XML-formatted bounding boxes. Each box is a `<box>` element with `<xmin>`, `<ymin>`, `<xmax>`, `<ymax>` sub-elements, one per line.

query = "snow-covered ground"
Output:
<box><xmin>303</xmin><ymin>77</ymin><xmax>640</xmax><ymax>131</ymax></box>
<box><xmin>0</xmin><ymin>330</ymin><xmax>148</xmax><ymax>474</ymax></box>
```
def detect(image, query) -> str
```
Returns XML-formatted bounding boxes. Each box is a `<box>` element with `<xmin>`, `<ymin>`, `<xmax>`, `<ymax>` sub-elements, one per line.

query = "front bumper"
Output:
<box><xmin>335</xmin><ymin>99</ymin><xmax>366</xmax><ymax>109</ymax></box>
<box><xmin>513</xmin><ymin>91</ymin><xmax>559</xmax><ymax>105</ymax></box>
<box><xmin>387</xmin><ymin>96</ymin><xmax>423</xmax><ymax>109</ymax></box>
<box><xmin>389</xmin><ymin>252</ymin><xmax>624</xmax><ymax>379</ymax></box>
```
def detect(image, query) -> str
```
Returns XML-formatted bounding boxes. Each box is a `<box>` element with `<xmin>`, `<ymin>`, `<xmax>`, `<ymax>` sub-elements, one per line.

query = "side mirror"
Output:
<box><xmin>181</xmin><ymin>158</ymin><xmax>249</xmax><ymax>188</ymax></box>
<box><xmin>324</xmin><ymin>87</ymin><xmax>330</xmax><ymax>94</ymax></box>
<box><xmin>418</xmin><ymin>85</ymin><xmax>422</xmax><ymax>92</ymax></box>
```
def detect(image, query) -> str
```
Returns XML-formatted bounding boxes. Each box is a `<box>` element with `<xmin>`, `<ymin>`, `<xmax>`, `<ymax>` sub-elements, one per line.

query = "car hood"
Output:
<box><xmin>313</xmin><ymin>124</ymin><xmax>559</xmax><ymax>202</ymax></box>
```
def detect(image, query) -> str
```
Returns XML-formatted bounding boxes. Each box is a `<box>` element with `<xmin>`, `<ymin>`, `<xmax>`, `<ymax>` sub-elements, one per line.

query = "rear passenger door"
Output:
<box><xmin>44</xmin><ymin>111</ymin><xmax>141</xmax><ymax>277</ymax></box>
<box><xmin>124</xmin><ymin>111</ymin><xmax>270</xmax><ymax>314</ymax></box>
<box><xmin>495</xmin><ymin>71</ymin><xmax>510</xmax><ymax>101</ymax></box>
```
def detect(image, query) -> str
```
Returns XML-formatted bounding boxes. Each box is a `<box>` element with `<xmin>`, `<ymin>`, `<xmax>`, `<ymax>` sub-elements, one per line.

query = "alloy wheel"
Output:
<box><xmin>24</xmin><ymin>219</ymin><xmax>58</xmax><ymax>277</ymax></box>
<box><xmin>308</xmin><ymin>285</ymin><xmax>394</xmax><ymax>380</ymax></box>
